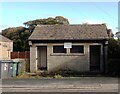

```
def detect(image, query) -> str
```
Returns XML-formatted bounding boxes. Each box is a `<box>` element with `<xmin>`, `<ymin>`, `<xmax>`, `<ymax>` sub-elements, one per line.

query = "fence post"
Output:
<box><xmin>10</xmin><ymin>52</ymin><xmax>12</xmax><ymax>59</ymax></box>
<box><xmin>25</xmin><ymin>51</ymin><xmax>26</xmax><ymax>61</ymax></box>
<box><xmin>18</xmin><ymin>51</ymin><xmax>19</xmax><ymax>61</ymax></box>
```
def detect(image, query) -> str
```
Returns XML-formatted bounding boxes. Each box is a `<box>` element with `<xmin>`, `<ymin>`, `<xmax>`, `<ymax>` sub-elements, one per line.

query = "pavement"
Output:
<box><xmin>0</xmin><ymin>77</ymin><xmax>119</xmax><ymax>93</ymax></box>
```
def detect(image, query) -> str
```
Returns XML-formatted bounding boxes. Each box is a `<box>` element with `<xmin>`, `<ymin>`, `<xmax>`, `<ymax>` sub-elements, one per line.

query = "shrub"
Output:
<box><xmin>53</xmin><ymin>74</ymin><xmax>63</xmax><ymax>78</ymax></box>
<box><xmin>106</xmin><ymin>59</ymin><xmax>120</xmax><ymax>76</ymax></box>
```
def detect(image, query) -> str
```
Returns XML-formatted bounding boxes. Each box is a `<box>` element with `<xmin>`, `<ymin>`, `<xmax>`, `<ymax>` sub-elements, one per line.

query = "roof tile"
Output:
<box><xmin>29</xmin><ymin>24</ymin><xmax>109</xmax><ymax>40</ymax></box>
<box><xmin>0</xmin><ymin>35</ymin><xmax>12</xmax><ymax>42</ymax></box>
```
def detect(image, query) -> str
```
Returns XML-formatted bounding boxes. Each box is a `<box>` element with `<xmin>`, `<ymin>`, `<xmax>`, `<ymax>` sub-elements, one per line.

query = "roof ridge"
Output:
<box><xmin>37</xmin><ymin>24</ymin><xmax>106</xmax><ymax>27</ymax></box>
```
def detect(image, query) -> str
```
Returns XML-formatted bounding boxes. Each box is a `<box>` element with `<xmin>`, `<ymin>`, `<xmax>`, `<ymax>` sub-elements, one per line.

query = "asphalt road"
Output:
<box><xmin>0</xmin><ymin>77</ymin><xmax>119</xmax><ymax>93</ymax></box>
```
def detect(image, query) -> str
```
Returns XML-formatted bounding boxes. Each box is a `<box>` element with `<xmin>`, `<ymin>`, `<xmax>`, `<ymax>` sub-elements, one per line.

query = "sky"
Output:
<box><xmin>0</xmin><ymin>2</ymin><xmax>118</xmax><ymax>34</ymax></box>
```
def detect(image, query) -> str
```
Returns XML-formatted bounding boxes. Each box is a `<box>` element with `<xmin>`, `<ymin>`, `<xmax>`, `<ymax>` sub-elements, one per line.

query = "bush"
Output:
<box><xmin>53</xmin><ymin>74</ymin><xmax>63</xmax><ymax>78</ymax></box>
<box><xmin>106</xmin><ymin>38</ymin><xmax>120</xmax><ymax>77</ymax></box>
<box><xmin>108</xmin><ymin>38</ymin><xmax>120</xmax><ymax>58</ymax></box>
<box><xmin>106</xmin><ymin>59</ymin><xmax>120</xmax><ymax>76</ymax></box>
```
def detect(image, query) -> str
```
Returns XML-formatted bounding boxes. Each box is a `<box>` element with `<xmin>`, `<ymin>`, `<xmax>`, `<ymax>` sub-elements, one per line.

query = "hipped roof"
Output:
<box><xmin>29</xmin><ymin>24</ymin><xmax>109</xmax><ymax>41</ymax></box>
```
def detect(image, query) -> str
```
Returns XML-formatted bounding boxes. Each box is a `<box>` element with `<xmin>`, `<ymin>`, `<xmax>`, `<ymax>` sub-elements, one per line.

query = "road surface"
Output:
<box><xmin>0</xmin><ymin>77</ymin><xmax>119</xmax><ymax>93</ymax></box>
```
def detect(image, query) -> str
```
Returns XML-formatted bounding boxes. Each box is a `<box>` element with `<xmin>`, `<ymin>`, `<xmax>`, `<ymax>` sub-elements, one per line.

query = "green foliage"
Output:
<box><xmin>24</xmin><ymin>16</ymin><xmax>69</xmax><ymax>32</ymax></box>
<box><xmin>107</xmin><ymin>59</ymin><xmax>120</xmax><ymax>76</ymax></box>
<box><xmin>2</xmin><ymin>27</ymin><xmax>31</xmax><ymax>51</ymax></box>
<box><xmin>108</xmin><ymin>38</ymin><xmax>120</xmax><ymax>58</ymax></box>
<box><xmin>24</xmin><ymin>16</ymin><xmax>69</xmax><ymax>26</ymax></box>
<box><xmin>2</xmin><ymin>16</ymin><xmax>69</xmax><ymax>51</ymax></box>
<box><xmin>107</xmin><ymin>38</ymin><xmax>120</xmax><ymax>76</ymax></box>
<box><xmin>53</xmin><ymin>74</ymin><xmax>63</xmax><ymax>78</ymax></box>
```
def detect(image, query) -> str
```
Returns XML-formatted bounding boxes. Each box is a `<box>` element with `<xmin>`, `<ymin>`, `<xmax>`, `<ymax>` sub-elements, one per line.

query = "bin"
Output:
<box><xmin>16</xmin><ymin>62</ymin><xmax>22</xmax><ymax>76</ymax></box>
<box><xmin>0</xmin><ymin>60</ymin><xmax>13</xmax><ymax>79</ymax></box>
<box><xmin>8</xmin><ymin>63</ymin><xmax>13</xmax><ymax>77</ymax></box>
<box><xmin>12</xmin><ymin>62</ymin><xmax>17</xmax><ymax>77</ymax></box>
<box><xmin>0</xmin><ymin>60</ymin><xmax>21</xmax><ymax>78</ymax></box>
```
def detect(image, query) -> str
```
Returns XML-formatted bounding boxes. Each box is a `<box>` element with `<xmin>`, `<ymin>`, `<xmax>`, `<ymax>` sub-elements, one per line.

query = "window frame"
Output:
<box><xmin>70</xmin><ymin>45</ymin><xmax>84</xmax><ymax>54</ymax></box>
<box><xmin>51</xmin><ymin>44</ymin><xmax>85</xmax><ymax>56</ymax></box>
<box><xmin>53</xmin><ymin>45</ymin><xmax>66</xmax><ymax>53</ymax></box>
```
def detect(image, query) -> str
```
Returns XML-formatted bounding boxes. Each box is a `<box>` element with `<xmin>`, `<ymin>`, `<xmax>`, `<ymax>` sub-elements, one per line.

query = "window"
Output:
<box><xmin>70</xmin><ymin>45</ymin><xmax>84</xmax><ymax>53</ymax></box>
<box><xmin>3</xmin><ymin>44</ymin><xmax>7</xmax><ymax>47</ymax></box>
<box><xmin>53</xmin><ymin>46</ymin><xmax>66</xmax><ymax>53</ymax></box>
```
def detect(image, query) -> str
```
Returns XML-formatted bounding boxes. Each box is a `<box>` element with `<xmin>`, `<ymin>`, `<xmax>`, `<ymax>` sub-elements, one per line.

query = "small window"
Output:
<box><xmin>70</xmin><ymin>45</ymin><xmax>84</xmax><ymax>53</ymax></box>
<box><xmin>53</xmin><ymin>46</ymin><xmax>66</xmax><ymax>53</ymax></box>
<box><xmin>3</xmin><ymin>45</ymin><xmax>7</xmax><ymax>47</ymax></box>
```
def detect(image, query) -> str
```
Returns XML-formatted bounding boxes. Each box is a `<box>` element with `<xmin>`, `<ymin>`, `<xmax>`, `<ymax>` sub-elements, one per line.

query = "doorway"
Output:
<box><xmin>90</xmin><ymin>45</ymin><xmax>101</xmax><ymax>71</ymax></box>
<box><xmin>37</xmin><ymin>46</ymin><xmax>47</xmax><ymax>70</ymax></box>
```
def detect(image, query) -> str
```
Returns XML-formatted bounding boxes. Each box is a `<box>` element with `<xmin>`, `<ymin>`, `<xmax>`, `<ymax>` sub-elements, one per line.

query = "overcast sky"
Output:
<box><xmin>0</xmin><ymin>2</ymin><xmax>118</xmax><ymax>33</ymax></box>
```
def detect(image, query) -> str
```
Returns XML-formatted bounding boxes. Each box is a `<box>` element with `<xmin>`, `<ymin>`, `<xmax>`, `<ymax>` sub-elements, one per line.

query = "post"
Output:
<box><xmin>25</xmin><ymin>51</ymin><xmax>26</xmax><ymax>61</ymax></box>
<box><xmin>18</xmin><ymin>51</ymin><xmax>20</xmax><ymax>62</ymax></box>
<box><xmin>30</xmin><ymin>46</ymin><xmax>37</xmax><ymax>72</ymax></box>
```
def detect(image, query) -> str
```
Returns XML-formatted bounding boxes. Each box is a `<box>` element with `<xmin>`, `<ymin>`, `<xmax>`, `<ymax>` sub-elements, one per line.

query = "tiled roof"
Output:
<box><xmin>0</xmin><ymin>35</ymin><xmax>12</xmax><ymax>42</ymax></box>
<box><xmin>29</xmin><ymin>24</ymin><xmax>109</xmax><ymax>40</ymax></box>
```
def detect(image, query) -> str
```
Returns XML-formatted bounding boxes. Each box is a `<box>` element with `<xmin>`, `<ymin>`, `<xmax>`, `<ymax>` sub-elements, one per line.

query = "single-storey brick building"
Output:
<box><xmin>29</xmin><ymin>24</ymin><xmax>109</xmax><ymax>73</ymax></box>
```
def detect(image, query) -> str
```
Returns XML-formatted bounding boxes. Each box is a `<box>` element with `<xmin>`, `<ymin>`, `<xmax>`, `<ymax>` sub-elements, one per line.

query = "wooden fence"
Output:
<box><xmin>11</xmin><ymin>51</ymin><xmax>30</xmax><ymax>59</ymax></box>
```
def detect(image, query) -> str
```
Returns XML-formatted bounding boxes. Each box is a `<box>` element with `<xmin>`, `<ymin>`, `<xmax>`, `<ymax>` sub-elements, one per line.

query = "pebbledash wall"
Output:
<box><xmin>48</xmin><ymin>43</ymin><xmax>90</xmax><ymax>72</ymax></box>
<box><xmin>29</xmin><ymin>24</ymin><xmax>109</xmax><ymax>73</ymax></box>
<box><xmin>30</xmin><ymin>42</ymin><xmax>104</xmax><ymax>72</ymax></box>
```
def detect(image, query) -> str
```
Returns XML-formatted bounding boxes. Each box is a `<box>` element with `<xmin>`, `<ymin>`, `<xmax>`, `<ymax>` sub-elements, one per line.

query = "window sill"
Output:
<box><xmin>50</xmin><ymin>53</ymin><xmax>85</xmax><ymax>56</ymax></box>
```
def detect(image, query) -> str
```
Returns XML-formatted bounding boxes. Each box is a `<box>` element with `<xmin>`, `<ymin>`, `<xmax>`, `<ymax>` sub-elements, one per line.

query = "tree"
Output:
<box><xmin>2</xmin><ymin>16</ymin><xmax>70</xmax><ymax>51</ymax></box>
<box><xmin>107</xmin><ymin>38</ymin><xmax>120</xmax><ymax>76</ymax></box>
<box><xmin>108</xmin><ymin>38</ymin><xmax>120</xmax><ymax>58</ymax></box>
<box><xmin>2</xmin><ymin>26</ymin><xmax>31</xmax><ymax>51</ymax></box>
<box><xmin>24</xmin><ymin>16</ymin><xmax>69</xmax><ymax>32</ymax></box>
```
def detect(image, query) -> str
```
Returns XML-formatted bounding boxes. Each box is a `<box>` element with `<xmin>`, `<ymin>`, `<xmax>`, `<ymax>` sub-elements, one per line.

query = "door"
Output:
<box><xmin>37</xmin><ymin>46</ymin><xmax>47</xmax><ymax>70</ymax></box>
<box><xmin>90</xmin><ymin>45</ymin><xmax>101</xmax><ymax>71</ymax></box>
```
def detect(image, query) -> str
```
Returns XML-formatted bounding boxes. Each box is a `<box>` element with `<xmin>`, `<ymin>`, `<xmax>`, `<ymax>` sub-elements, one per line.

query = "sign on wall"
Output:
<box><xmin>64</xmin><ymin>42</ymin><xmax>72</xmax><ymax>48</ymax></box>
